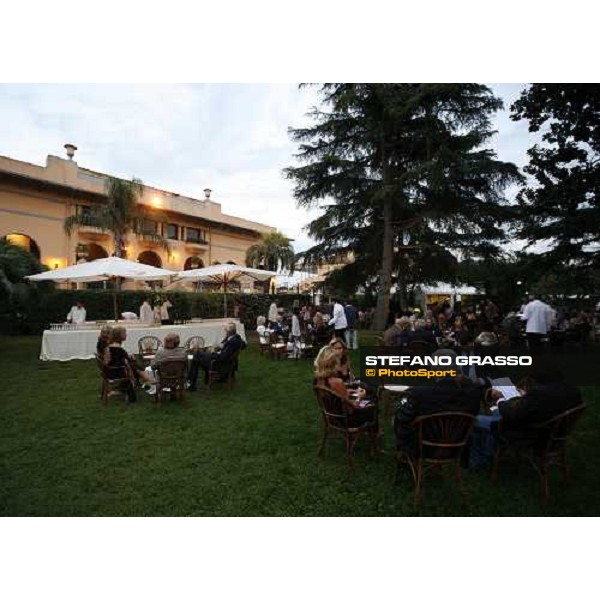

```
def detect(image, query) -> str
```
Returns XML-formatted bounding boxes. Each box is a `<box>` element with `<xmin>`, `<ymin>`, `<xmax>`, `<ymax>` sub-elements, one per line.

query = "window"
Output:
<box><xmin>185</xmin><ymin>227</ymin><xmax>206</xmax><ymax>243</ymax></box>
<box><xmin>76</xmin><ymin>205</ymin><xmax>92</xmax><ymax>218</ymax></box>
<box><xmin>141</xmin><ymin>219</ymin><xmax>159</xmax><ymax>235</ymax></box>
<box><xmin>166</xmin><ymin>223</ymin><xmax>179</xmax><ymax>240</ymax></box>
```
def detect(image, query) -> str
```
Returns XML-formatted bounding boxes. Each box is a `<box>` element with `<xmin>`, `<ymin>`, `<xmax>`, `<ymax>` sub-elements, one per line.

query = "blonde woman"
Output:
<box><xmin>313</xmin><ymin>347</ymin><xmax>376</xmax><ymax>427</ymax></box>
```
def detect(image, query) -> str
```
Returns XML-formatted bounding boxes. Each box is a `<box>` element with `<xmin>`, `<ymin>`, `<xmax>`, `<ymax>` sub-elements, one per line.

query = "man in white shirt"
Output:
<box><xmin>328</xmin><ymin>297</ymin><xmax>348</xmax><ymax>339</ymax></box>
<box><xmin>160</xmin><ymin>298</ymin><xmax>173</xmax><ymax>325</ymax></box>
<box><xmin>521</xmin><ymin>295</ymin><xmax>555</xmax><ymax>348</ymax></box>
<box><xmin>139</xmin><ymin>298</ymin><xmax>154</xmax><ymax>324</ymax></box>
<box><xmin>66</xmin><ymin>300</ymin><xmax>86</xmax><ymax>324</ymax></box>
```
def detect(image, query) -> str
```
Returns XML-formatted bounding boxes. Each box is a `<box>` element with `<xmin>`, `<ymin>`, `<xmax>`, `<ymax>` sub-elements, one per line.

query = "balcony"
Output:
<box><xmin>184</xmin><ymin>236</ymin><xmax>208</xmax><ymax>248</ymax></box>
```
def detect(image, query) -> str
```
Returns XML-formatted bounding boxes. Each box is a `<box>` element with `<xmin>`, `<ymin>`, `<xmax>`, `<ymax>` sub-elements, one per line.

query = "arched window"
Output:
<box><xmin>212</xmin><ymin>260</ymin><xmax>221</xmax><ymax>265</ymax></box>
<box><xmin>138</xmin><ymin>250</ymin><xmax>162</xmax><ymax>268</ymax></box>
<box><xmin>184</xmin><ymin>256</ymin><xmax>205</xmax><ymax>270</ymax></box>
<box><xmin>3</xmin><ymin>233</ymin><xmax>41</xmax><ymax>260</ymax></box>
<box><xmin>76</xmin><ymin>242</ymin><xmax>108</xmax><ymax>262</ymax></box>
<box><xmin>226</xmin><ymin>260</ymin><xmax>237</xmax><ymax>265</ymax></box>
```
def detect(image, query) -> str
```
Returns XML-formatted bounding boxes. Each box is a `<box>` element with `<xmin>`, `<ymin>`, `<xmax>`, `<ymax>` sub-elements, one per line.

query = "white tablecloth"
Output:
<box><xmin>40</xmin><ymin>322</ymin><xmax>246</xmax><ymax>361</ymax></box>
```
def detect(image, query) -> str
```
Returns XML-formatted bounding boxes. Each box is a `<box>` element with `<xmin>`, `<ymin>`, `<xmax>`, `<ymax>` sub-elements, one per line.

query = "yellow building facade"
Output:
<box><xmin>0</xmin><ymin>148</ymin><xmax>275</xmax><ymax>277</ymax></box>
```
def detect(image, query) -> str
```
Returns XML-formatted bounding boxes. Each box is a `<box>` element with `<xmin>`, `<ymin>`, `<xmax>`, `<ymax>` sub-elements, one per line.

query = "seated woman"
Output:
<box><xmin>313</xmin><ymin>346</ymin><xmax>376</xmax><ymax>428</ymax></box>
<box><xmin>328</xmin><ymin>338</ymin><xmax>355</xmax><ymax>383</ymax></box>
<box><xmin>105</xmin><ymin>326</ymin><xmax>146</xmax><ymax>403</ymax></box>
<box><xmin>96</xmin><ymin>325</ymin><xmax>113</xmax><ymax>361</ymax></box>
<box><xmin>105</xmin><ymin>327</ymin><xmax>149</xmax><ymax>392</ymax></box>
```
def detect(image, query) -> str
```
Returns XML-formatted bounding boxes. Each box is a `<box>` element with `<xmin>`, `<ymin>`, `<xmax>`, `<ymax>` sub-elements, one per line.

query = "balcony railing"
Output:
<box><xmin>185</xmin><ymin>237</ymin><xmax>208</xmax><ymax>245</ymax></box>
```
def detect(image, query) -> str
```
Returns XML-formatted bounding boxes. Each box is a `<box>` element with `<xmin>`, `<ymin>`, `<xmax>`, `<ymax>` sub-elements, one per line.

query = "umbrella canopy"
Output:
<box><xmin>176</xmin><ymin>264</ymin><xmax>277</xmax><ymax>317</ymax></box>
<box><xmin>26</xmin><ymin>257</ymin><xmax>176</xmax><ymax>321</ymax></box>
<box><xmin>26</xmin><ymin>256</ymin><xmax>175</xmax><ymax>282</ymax></box>
<box><xmin>176</xmin><ymin>264</ymin><xmax>276</xmax><ymax>283</ymax></box>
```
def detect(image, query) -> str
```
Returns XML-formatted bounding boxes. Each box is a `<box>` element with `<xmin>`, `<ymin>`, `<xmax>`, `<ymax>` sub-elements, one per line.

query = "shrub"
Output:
<box><xmin>1</xmin><ymin>288</ymin><xmax>311</xmax><ymax>335</ymax></box>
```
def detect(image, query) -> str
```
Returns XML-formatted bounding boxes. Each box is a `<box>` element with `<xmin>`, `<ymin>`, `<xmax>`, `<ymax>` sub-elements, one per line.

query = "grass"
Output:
<box><xmin>0</xmin><ymin>334</ymin><xmax>599</xmax><ymax>516</ymax></box>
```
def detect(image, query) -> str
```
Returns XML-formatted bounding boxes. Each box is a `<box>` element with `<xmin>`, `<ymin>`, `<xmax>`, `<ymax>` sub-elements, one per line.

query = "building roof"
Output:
<box><xmin>0</xmin><ymin>152</ymin><xmax>275</xmax><ymax>237</ymax></box>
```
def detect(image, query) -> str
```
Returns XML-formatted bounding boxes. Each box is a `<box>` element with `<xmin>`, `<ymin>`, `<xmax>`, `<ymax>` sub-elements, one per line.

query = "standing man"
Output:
<box><xmin>328</xmin><ymin>297</ymin><xmax>348</xmax><ymax>340</ymax></box>
<box><xmin>160</xmin><ymin>297</ymin><xmax>173</xmax><ymax>325</ymax></box>
<box><xmin>139</xmin><ymin>298</ymin><xmax>154</xmax><ymax>324</ymax></box>
<box><xmin>344</xmin><ymin>299</ymin><xmax>359</xmax><ymax>350</ymax></box>
<box><xmin>521</xmin><ymin>295</ymin><xmax>555</xmax><ymax>348</ymax></box>
<box><xmin>66</xmin><ymin>300</ymin><xmax>86</xmax><ymax>324</ymax></box>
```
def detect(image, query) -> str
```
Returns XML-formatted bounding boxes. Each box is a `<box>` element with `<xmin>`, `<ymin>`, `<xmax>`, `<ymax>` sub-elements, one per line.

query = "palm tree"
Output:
<box><xmin>246</xmin><ymin>231</ymin><xmax>295</xmax><ymax>272</ymax></box>
<box><xmin>64</xmin><ymin>176</ymin><xmax>144</xmax><ymax>259</ymax></box>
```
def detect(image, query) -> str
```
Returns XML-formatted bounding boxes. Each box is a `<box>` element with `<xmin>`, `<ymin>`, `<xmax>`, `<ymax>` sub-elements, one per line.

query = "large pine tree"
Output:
<box><xmin>286</xmin><ymin>84</ymin><xmax>521</xmax><ymax>328</ymax></box>
<box><xmin>511</xmin><ymin>84</ymin><xmax>600</xmax><ymax>289</ymax></box>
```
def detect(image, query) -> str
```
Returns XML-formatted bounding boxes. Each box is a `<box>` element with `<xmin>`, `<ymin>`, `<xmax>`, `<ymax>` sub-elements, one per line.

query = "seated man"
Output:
<box><xmin>394</xmin><ymin>350</ymin><xmax>483</xmax><ymax>458</ymax></box>
<box><xmin>383</xmin><ymin>317</ymin><xmax>401</xmax><ymax>347</ymax></box>
<box><xmin>492</xmin><ymin>369</ymin><xmax>583</xmax><ymax>449</ymax></box>
<box><xmin>408</xmin><ymin>318</ymin><xmax>438</xmax><ymax>349</ymax></box>
<box><xmin>188</xmin><ymin>322</ymin><xmax>246</xmax><ymax>390</ymax></box>
<box><xmin>151</xmin><ymin>333</ymin><xmax>187</xmax><ymax>369</ymax></box>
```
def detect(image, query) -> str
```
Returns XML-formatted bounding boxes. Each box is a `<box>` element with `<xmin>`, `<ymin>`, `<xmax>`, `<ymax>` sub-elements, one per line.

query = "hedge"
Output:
<box><xmin>0</xmin><ymin>289</ymin><xmax>312</xmax><ymax>335</ymax></box>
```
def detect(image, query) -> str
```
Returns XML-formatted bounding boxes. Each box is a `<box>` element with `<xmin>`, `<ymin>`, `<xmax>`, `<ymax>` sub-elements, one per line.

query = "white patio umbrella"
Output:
<box><xmin>176</xmin><ymin>264</ymin><xmax>276</xmax><ymax>317</ymax></box>
<box><xmin>26</xmin><ymin>257</ymin><xmax>176</xmax><ymax>321</ymax></box>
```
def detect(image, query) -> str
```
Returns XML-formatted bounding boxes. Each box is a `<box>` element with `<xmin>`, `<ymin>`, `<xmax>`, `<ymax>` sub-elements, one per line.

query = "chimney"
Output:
<box><xmin>64</xmin><ymin>143</ymin><xmax>78</xmax><ymax>161</ymax></box>
<box><xmin>203</xmin><ymin>188</ymin><xmax>212</xmax><ymax>200</ymax></box>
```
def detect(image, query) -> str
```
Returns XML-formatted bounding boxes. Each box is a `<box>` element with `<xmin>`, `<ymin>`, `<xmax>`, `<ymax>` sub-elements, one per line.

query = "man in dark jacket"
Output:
<box><xmin>494</xmin><ymin>370</ymin><xmax>583</xmax><ymax>449</ymax></box>
<box><xmin>188</xmin><ymin>322</ymin><xmax>246</xmax><ymax>390</ymax></box>
<box><xmin>394</xmin><ymin>353</ymin><xmax>483</xmax><ymax>458</ymax></box>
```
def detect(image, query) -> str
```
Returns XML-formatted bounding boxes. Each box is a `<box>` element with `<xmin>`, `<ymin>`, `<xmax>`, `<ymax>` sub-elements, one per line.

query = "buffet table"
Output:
<box><xmin>40</xmin><ymin>320</ymin><xmax>246</xmax><ymax>361</ymax></box>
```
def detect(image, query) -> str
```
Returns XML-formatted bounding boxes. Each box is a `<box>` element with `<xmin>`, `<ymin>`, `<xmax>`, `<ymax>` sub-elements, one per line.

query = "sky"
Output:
<box><xmin>0</xmin><ymin>83</ymin><xmax>532</xmax><ymax>254</ymax></box>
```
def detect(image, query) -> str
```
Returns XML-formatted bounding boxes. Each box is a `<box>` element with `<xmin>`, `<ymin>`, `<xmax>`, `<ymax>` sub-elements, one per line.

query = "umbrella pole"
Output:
<box><xmin>223</xmin><ymin>280</ymin><xmax>228</xmax><ymax>318</ymax></box>
<box><xmin>112</xmin><ymin>277</ymin><xmax>119</xmax><ymax>322</ymax></box>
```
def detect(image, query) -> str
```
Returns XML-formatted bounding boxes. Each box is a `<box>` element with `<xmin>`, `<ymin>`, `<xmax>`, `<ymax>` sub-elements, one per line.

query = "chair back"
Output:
<box><xmin>413</xmin><ymin>412</ymin><xmax>476</xmax><ymax>462</ymax></box>
<box><xmin>408</xmin><ymin>340</ymin><xmax>431</xmax><ymax>357</ymax></box>
<box><xmin>96</xmin><ymin>354</ymin><xmax>128</xmax><ymax>381</ymax></box>
<box><xmin>156</xmin><ymin>360</ymin><xmax>187</xmax><ymax>387</ymax></box>
<box><xmin>185</xmin><ymin>336</ymin><xmax>205</xmax><ymax>352</ymax></box>
<box><xmin>314</xmin><ymin>384</ymin><xmax>347</xmax><ymax>428</ymax></box>
<box><xmin>534</xmin><ymin>404</ymin><xmax>586</xmax><ymax>455</ymax></box>
<box><xmin>138</xmin><ymin>335</ymin><xmax>162</xmax><ymax>356</ymax></box>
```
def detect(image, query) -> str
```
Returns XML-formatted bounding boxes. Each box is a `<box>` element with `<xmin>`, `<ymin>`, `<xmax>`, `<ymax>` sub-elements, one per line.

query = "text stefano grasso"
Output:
<box><xmin>364</xmin><ymin>355</ymin><xmax>533</xmax><ymax>366</ymax></box>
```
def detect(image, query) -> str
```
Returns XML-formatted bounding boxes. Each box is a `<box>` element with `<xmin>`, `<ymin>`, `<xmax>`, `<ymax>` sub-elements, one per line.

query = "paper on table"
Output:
<box><xmin>493</xmin><ymin>386</ymin><xmax>521</xmax><ymax>401</ymax></box>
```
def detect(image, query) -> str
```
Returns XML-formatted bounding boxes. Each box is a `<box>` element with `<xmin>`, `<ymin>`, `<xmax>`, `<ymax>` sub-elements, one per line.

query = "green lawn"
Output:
<box><xmin>1</xmin><ymin>335</ymin><xmax>598</xmax><ymax>516</ymax></box>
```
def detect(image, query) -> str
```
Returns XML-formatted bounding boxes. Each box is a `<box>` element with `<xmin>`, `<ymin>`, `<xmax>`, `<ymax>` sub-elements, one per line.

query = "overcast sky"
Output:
<box><xmin>0</xmin><ymin>83</ymin><xmax>532</xmax><ymax>252</ymax></box>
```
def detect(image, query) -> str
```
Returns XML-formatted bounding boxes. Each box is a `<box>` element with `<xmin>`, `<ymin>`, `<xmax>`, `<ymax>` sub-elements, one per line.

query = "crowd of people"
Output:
<box><xmin>383</xmin><ymin>295</ymin><xmax>598</xmax><ymax>353</ymax></box>
<box><xmin>257</xmin><ymin>298</ymin><xmax>363</xmax><ymax>357</ymax></box>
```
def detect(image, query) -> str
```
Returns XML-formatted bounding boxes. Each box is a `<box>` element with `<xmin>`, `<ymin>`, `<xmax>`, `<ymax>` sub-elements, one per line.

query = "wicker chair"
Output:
<box><xmin>185</xmin><ymin>336</ymin><xmax>206</xmax><ymax>360</ymax></box>
<box><xmin>137</xmin><ymin>336</ymin><xmax>162</xmax><ymax>362</ymax></box>
<box><xmin>314</xmin><ymin>385</ymin><xmax>379</xmax><ymax>471</ymax></box>
<box><xmin>257</xmin><ymin>330</ymin><xmax>271</xmax><ymax>356</ymax></box>
<box><xmin>266</xmin><ymin>331</ymin><xmax>287</xmax><ymax>360</ymax></box>
<box><xmin>396</xmin><ymin>411</ymin><xmax>476</xmax><ymax>507</ymax></box>
<box><xmin>492</xmin><ymin>404</ymin><xmax>586</xmax><ymax>501</ymax></box>
<box><xmin>207</xmin><ymin>349</ymin><xmax>241</xmax><ymax>392</ymax></box>
<box><xmin>298</xmin><ymin>331</ymin><xmax>316</xmax><ymax>359</ymax></box>
<box><xmin>155</xmin><ymin>360</ymin><xmax>188</xmax><ymax>406</ymax></box>
<box><xmin>95</xmin><ymin>356</ymin><xmax>135</xmax><ymax>405</ymax></box>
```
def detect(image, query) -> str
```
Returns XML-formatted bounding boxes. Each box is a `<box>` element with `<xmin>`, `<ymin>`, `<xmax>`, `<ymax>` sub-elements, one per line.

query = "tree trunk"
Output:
<box><xmin>373</xmin><ymin>194</ymin><xmax>394</xmax><ymax>330</ymax></box>
<box><xmin>114</xmin><ymin>232</ymin><xmax>122</xmax><ymax>291</ymax></box>
<box><xmin>373</xmin><ymin>134</ymin><xmax>394</xmax><ymax>331</ymax></box>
